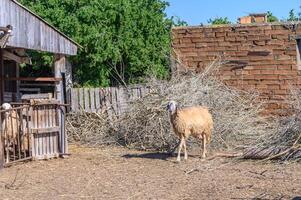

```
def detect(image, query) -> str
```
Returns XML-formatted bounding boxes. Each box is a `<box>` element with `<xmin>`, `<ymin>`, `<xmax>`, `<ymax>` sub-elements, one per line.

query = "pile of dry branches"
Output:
<box><xmin>67</xmin><ymin>111</ymin><xmax>121</xmax><ymax>146</ymax></box>
<box><xmin>67</xmin><ymin>59</ymin><xmax>301</xmax><ymax>161</ymax></box>
<box><xmin>117</xmin><ymin>60</ymin><xmax>272</xmax><ymax>152</ymax></box>
<box><xmin>67</xmin><ymin>60</ymin><xmax>273</xmax><ymax>152</ymax></box>
<box><xmin>243</xmin><ymin>88</ymin><xmax>301</xmax><ymax>161</ymax></box>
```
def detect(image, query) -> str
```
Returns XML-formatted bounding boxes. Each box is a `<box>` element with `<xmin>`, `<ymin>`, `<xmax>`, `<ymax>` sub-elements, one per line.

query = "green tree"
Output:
<box><xmin>19</xmin><ymin>0</ymin><xmax>174</xmax><ymax>87</ymax></box>
<box><xmin>288</xmin><ymin>9</ymin><xmax>299</xmax><ymax>21</ymax></box>
<box><xmin>207</xmin><ymin>17</ymin><xmax>231</xmax><ymax>25</ymax></box>
<box><xmin>267</xmin><ymin>11</ymin><xmax>278</xmax><ymax>22</ymax></box>
<box><xmin>171</xmin><ymin>16</ymin><xmax>188</xmax><ymax>26</ymax></box>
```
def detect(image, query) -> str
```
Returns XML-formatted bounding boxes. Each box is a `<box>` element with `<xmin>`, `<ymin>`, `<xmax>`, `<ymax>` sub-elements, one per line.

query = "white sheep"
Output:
<box><xmin>167</xmin><ymin>101</ymin><xmax>213</xmax><ymax>162</ymax></box>
<box><xmin>1</xmin><ymin>103</ymin><xmax>23</xmax><ymax>162</ymax></box>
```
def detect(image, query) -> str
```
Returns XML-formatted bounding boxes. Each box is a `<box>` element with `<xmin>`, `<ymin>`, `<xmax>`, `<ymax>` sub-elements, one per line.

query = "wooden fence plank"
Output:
<box><xmin>70</xmin><ymin>85</ymin><xmax>151</xmax><ymax>114</ymax></box>
<box><xmin>78</xmin><ymin>88</ymin><xmax>84</xmax><ymax>111</ymax></box>
<box><xmin>95</xmin><ymin>88</ymin><xmax>100</xmax><ymax>112</ymax></box>
<box><xmin>71</xmin><ymin>88</ymin><xmax>79</xmax><ymax>112</ymax></box>
<box><xmin>90</xmin><ymin>88</ymin><xmax>96</xmax><ymax>112</ymax></box>
<box><xmin>84</xmin><ymin>88</ymin><xmax>90</xmax><ymax>112</ymax></box>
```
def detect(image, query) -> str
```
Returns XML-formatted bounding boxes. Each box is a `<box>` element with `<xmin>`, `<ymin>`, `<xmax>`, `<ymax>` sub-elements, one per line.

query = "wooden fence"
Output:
<box><xmin>69</xmin><ymin>85</ymin><xmax>151</xmax><ymax>115</ymax></box>
<box><xmin>0</xmin><ymin>101</ymin><xmax>67</xmax><ymax>167</ymax></box>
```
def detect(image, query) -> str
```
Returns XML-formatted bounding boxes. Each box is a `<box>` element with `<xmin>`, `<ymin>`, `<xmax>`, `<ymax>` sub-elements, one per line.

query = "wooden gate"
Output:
<box><xmin>0</xmin><ymin>101</ymin><xmax>67</xmax><ymax>167</ymax></box>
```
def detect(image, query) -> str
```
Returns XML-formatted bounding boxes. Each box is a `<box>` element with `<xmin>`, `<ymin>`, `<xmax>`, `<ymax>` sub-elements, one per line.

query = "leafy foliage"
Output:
<box><xmin>207</xmin><ymin>17</ymin><xmax>231</xmax><ymax>25</ymax></box>
<box><xmin>287</xmin><ymin>9</ymin><xmax>300</xmax><ymax>21</ymax></box>
<box><xmin>19</xmin><ymin>0</ymin><xmax>175</xmax><ymax>87</ymax></box>
<box><xmin>267</xmin><ymin>11</ymin><xmax>278</xmax><ymax>22</ymax></box>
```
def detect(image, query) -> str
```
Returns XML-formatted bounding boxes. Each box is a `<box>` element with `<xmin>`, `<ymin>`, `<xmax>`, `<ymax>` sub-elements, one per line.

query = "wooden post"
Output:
<box><xmin>16</xmin><ymin>63</ymin><xmax>20</xmax><ymax>101</ymax></box>
<box><xmin>0</xmin><ymin>49</ymin><xmax>4</xmax><ymax>168</ymax></box>
<box><xmin>0</xmin><ymin>49</ymin><xmax>4</xmax><ymax>104</ymax></box>
<box><xmin>54</xmin><ymin>54</ymin><xmax>68</xmax><ymax>156</ymax></box>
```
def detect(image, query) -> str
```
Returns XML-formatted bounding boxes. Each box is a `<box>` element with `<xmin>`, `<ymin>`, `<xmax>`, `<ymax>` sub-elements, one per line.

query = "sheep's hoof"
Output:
<box><xmin>176</xmin><ymin>158</ymin><xmax>181</xmax><ymax>162</ymax></box>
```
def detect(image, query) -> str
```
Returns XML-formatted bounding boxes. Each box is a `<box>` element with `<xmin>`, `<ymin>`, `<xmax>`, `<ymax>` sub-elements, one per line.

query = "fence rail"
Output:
<box><xmin>69</xmin><ymin>85</ymin><xmax>151</xmax><ymax>115</ymax></box>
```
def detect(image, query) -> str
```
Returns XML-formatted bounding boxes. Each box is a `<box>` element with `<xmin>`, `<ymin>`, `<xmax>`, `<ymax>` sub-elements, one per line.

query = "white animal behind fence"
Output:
<box><xmin>1</xmin><ymin>103</ymin><xmax>20</xmax><ymax>162</ymax></box>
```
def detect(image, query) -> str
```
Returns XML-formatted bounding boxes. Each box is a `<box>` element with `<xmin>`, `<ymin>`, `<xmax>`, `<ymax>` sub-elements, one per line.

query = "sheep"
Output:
<box><xmin>166</xmin><ymin>101</ymin><xmax>213</xmax><ymax>162</ymax></box>
<box><xmin>0</xmin><ymin>103</ymin><xmax>28</xmax><ymax>162</ymax></box>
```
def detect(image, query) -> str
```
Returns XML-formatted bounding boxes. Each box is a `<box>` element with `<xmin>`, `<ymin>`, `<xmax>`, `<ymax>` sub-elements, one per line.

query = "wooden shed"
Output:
<box><xmin>0</xmin><ymin>0</ymin><xmax>80</xmax><ymax>168</ymax></box>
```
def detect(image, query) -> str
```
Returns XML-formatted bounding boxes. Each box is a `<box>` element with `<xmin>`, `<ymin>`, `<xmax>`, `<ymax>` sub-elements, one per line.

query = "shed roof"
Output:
<box><xmin>0</xmin><ymin>0</ymin><xmax>80</xmax><ymax>55</ymax></box>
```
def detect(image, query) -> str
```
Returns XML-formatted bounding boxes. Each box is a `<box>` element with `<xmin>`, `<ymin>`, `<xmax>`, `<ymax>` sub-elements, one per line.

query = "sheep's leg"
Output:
<box><xmin>201</xmin><ymin>134</ymin><xmax>207</xmax><ymax>159</ymax></box>
<box><xmin>183</xmin><ymin>138</ymin><xmax>188</xmax><ymax>160</ymax></box>
<box><xmin>177</xmin><ymin>137</ymin><xmax>184</xmax><ymax>162</ymax></box>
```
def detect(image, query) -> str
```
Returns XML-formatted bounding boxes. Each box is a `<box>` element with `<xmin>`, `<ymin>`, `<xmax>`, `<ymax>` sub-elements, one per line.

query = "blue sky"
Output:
<box><xmin>166</xmin><ymin>0</ymin><xmax>301</xmax><ymax>25</ymax></box>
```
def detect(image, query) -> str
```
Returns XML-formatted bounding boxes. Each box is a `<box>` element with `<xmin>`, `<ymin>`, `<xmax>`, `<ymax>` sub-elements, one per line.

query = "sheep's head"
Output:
<box><xmin>1</xmin><ymin>103</ymin><xmax>12</xmax><ymax>110</ymax></box>
<box><xmin>166</xmin><ymin>101</ymin><xmax>177</xmax><ymax>115</ymax></box>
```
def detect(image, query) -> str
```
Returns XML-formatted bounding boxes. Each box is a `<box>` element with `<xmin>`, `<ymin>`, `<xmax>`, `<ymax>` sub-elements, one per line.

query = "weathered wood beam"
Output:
<box><xmin>0</xmin><ymin>49</ymin><xmax>4</xmax><ymax>169</ymax></box>
<box><xmin>2</xmin><ymin>50</ymin><xmax>30</xmax><ymax>64</ymax></box>
<box><xmin>0</xmin><ymin>49</ymin><xmax>4</xmax><ymax>104</ymax></box>
<box><xmin>54</xmin><ymin>54</ymin><xmax>68</xmax><ymax>155</ymax></box>
<box><xmin>0</xmin><ymin>77</ymin><xmax>62</xmax><ymax>82</ymax></box>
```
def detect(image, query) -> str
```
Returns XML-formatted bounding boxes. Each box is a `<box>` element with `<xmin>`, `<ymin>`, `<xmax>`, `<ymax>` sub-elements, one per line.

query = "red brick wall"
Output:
<box><xmin>172</xmin><ymin>23</ymin><xmax>301</xmax><ymax>114</ymax></box>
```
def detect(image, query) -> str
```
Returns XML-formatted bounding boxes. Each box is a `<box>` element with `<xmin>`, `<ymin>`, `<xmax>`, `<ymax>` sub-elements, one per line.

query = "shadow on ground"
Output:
<box><xmin>122</xmin><ymin>152</ymin><xmax>173</xmax><ymax>160</ymax></box>
<box><xmin>122</xmin><ymin>152</ymin><xmax>201</xmax><ymax>161</ymax></box>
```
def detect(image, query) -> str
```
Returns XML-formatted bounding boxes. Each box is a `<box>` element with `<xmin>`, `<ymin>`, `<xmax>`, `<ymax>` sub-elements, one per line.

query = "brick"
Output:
<box><xmin>237</xmin><ymin>46</ymin><xmax>251</xmax><ymax>51</ymax></box>
<box><xmin>180</xmin><ymin>47</ymin><xmax>196</xmax><ymax>52</ymax></box>
<box><xmin>273</xmin><ymin>49</ymin><xmax>285</xmax><ymax>55</ymax></box>
<box><xmin>224</xmin><ymin>51</ymin><xmax>248</xmax><ymax>56</ymax></box>
<box><xmin>218</xmin><ymin>41</ymin><xmax>231</xmax><ymax>46</ymax></box>
<box><xmin>279</xmin><ymin>75</ymin><xmax>295</xmax><ymax>80</ymax></box>
<box><xmin>275</xmin><ymin>70</ymin><xmax>298</xmax><ymax>75</ymax></box>
<box><xmin>195</xmin><ymin>42</ymin><xmax>216</xmax><ymax>48</ymax></box>
<box><xmin>267</xmin><ymin>84</ymin><xmax>280</xmax><ymax>89</ymax></box>
<box><xmin>215</xmin><ymin>32</ymin><xmax>227</xmax><ymax>37</ymax></box>
<box><xmin>280</xmin><ymin>84</ymin><xmax>291</xmax><ymax>90</ymax></box>
<box><xmin>238</xmin><ymin>75</ymin><xmax>254</xmax><ymax>80</ymax></box>
<box><xmin>191</xmin><ymin>38</ymin><xmax>205</xmax><ymax>43</ymax></box>
<box><xmin>274</xmin><ymin>90</ymin><xmax>288</xmax><ymax>95</ymax></box>
<box><xmin>277</xmin><ymin>65</ymin><xmax>292</xmax><ymax>70</ymax></box>
<box><xmin>248</xmin><ymin>70</ymin><xmax>261</xmax><ymax>75</ymax></box>
<box><xmin>269</xmin><ymin>29</ymin><xmax>290</xmax><ymax>35</ymax></box>
<box><xmin>212</xmin><ymin>27</ymin><xmax>232</xmax><ymax>32</ymax></box>
<box><xmin>173</xmin><ymin>43</ymin><xmax>195</xmax><ymax>48</ymax></box>
<box><xmin>260</xmin><ymin>70</ymin><xmax>277</xmax><ymax>75</ymax></box>
<box><xmin>248</xmin><ymin>55</ymin><xmax>274</xmax><ymax>61</ymax></box>
<box><xmin>225</xmin><ymin>36</ymin><xmax>236</xmax><ymax>42</ymax></box>
<box><xmin>254</xmin><ymin>65</ymin><xmax>277</xmax><ymax>70</ymax></box>
<box><xmin>284</xmin><ymin>50</ymin><xmax>297</xmax><ymax>56</ymax></box>
<box><xmin>203</xmin><ymin>32</ymin><xmax>215</xmax><ymax>37</ymax></box>
<box><xmin>274</xmin><ymin>55</ymin><xmax>292</xmax><ymax>61</ymax></box>
<box><xmin>189</xmin><ymin>28</ymin><xmax>203</xmax><ymax>33</ymax></box>
<box><xmin>256</xmin><ymin>84</ymin><xmax>268</xmax><ymax>89</ymax></box>
<box><xmin>267</xmin><ymin>39</ymin><xmax>285</xmax><ymax>46</ymax></box>
<box><xmin>255</xmin><ymin>74</ymin><xmax>279</xmax><ymax>80</ymax></box>
<box><xmin>184</xmin><ymin>52</ymin><xmax>198</xmax><ymax>57</ymax></box>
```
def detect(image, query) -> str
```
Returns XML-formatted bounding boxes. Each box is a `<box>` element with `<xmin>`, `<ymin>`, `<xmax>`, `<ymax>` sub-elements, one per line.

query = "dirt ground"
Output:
<box><xmin>0</xmin><ymin>145</ymin><xmax>300</xmax><ymax>200</ymax></box>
